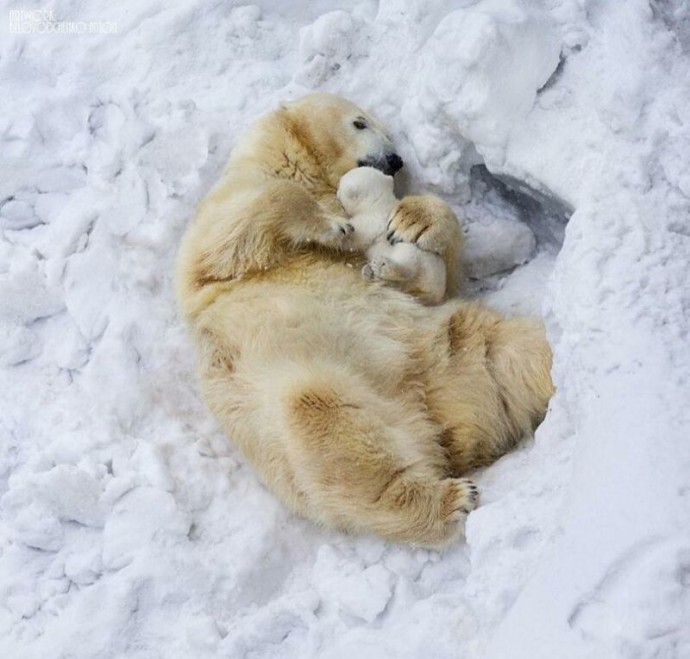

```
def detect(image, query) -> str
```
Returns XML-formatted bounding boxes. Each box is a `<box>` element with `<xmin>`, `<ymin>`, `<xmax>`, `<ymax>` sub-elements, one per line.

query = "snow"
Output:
<box><xmin>1</xmin><ymin>0</ymin><xmax>689</xmax><ymax>657</ymax></box>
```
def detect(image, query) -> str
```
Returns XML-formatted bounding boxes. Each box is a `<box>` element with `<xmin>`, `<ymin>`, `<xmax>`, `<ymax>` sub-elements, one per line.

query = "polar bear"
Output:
<box><xmin>338</xmin><ymin>166</ymin><xmax>451</xmax><ymax>305</ymax></box>
<box><xmin>176</xmin><ymin>92</ymin><xmax>553</xmax><ymax>548</ymax></box>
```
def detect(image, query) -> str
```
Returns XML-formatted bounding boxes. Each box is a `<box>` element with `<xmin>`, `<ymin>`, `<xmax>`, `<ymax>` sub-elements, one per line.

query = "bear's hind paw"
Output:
<box><xmin>441</xmin><ymin>477</ymin><xmax>480</xmax><ymax>521</ymax></box>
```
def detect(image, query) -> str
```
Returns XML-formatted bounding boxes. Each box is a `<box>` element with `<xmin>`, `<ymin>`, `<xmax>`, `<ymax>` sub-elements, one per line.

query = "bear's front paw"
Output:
<box><xmin>318</xmin><ymin>215</ymin><xmax>354</xmax><ymax>249</ymax></box>
<box><xmin>386</xmin><ymin>196</ymin><xmax>459</xmax><ymax>256</ymax></box>
<box><xmin>386</xmin><ymin>202</ymin><xmax>435</xmax><ymax>250</ymax></box>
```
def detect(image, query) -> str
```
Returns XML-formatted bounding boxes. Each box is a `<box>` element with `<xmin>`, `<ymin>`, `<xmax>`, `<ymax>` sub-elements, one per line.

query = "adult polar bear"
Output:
<box><xmin>177</xmin><ymin>93</ymin><xmax>553</xmax><ymax>547</ymax></box>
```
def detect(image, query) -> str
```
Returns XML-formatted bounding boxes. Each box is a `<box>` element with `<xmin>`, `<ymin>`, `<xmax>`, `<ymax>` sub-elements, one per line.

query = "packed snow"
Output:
<box><xmin>1</xmin><ymin>1</ymin><xmax>689</xmax><ymax>657</ymax></box>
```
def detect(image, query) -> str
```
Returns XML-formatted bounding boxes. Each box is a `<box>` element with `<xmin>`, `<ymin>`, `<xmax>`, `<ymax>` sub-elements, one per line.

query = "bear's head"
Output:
<box><xmin>337</xmin><ymin>166</ymin><xmax>397</xmax><ymax>217</ymax></box>
<box><xmin>280</xmin><ymin>93</ymin><xmax>403</xmax><ymax>185</ymax></box>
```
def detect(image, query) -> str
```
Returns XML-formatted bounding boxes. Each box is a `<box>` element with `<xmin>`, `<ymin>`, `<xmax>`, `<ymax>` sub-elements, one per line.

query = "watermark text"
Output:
<box><xmin>9</xmin><ymin>9</ymin><xmax>117</xmax><ymax>34</ymax></box>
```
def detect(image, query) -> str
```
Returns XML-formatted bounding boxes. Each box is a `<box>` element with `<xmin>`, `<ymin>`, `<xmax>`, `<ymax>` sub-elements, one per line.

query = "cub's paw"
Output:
<box><xmin>361</xmin><ymin>258</ymin><xmax>389</xmax><ymax>282</ymax></box>
<box><xmin>361</xmin><ymin>262</ymin><xmax>376</xmax><ymax>282</ymax></box>
<box><xmin>441</xmin><ymin>477</ymin><xmax>480</xmax><ymax>521</ymax></box>
<box><xmin>362</xmin><ymin>258</ymin><xmax>407</xmax><ymax>283</ymax></box>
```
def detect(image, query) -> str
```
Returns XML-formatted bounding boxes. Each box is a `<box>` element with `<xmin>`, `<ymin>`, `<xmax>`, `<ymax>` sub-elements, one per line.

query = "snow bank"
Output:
<box><xmin>1</xmin><ymin>1</ymin><xmax>689</xmax><ymax>657</ymax></box>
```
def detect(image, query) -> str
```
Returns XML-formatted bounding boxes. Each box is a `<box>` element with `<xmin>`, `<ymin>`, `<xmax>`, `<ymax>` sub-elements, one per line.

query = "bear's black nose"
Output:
<box><xmin>386</xmin><ymin>153</ymin><xmax>403</xmax><ymax>175</ymax></box>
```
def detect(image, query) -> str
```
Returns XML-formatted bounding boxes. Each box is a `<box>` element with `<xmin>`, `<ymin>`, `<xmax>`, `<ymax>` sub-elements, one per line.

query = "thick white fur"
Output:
<box><xmin>338</xmin><ymin>167</ymin><xmax>447</xmax><ymax>305</ymax></box>
<box><xmin>176</xmin><ymin>93</ymin><xmax>554</xmax><ymax>548</ymax></box>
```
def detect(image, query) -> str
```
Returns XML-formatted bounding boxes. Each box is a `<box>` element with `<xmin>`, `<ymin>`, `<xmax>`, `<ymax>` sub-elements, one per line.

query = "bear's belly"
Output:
<box><xmin>204</xmin><ymin>260</ymin><xmax>439</xmax><ymax>392</ymax></box>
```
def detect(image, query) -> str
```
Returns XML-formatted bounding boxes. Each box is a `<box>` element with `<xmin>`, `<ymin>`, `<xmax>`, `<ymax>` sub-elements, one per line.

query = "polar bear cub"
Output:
<box><xmin>338</xmin><ymin>167</ymin><xmax>447</xmax><ymax>305</ymax></box>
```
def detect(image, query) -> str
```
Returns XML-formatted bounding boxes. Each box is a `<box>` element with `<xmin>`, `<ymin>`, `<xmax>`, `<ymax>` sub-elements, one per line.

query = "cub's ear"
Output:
<box><xmin>337</xmin><ymin>182</ymin><xmax>362</xmax><ymax>212</ymax></box>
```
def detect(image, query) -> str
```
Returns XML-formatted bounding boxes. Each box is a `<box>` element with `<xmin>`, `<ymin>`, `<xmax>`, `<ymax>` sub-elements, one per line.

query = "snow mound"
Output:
<box><xmin>415</xmin><ymin>0</ymin><xmax>561</xmax><ymax>166</ymax></box>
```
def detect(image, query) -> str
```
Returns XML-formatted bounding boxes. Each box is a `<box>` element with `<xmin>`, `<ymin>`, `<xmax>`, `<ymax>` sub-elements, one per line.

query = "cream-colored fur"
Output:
<box><xmin>338</xmin><ymin>167</ymin><xmax>453</xmax><ymax>305</ymax></box>
<box><xmin>176</xmin><ymin>92</ymin><xmax>554</xmax><ymax>548</ymax></box>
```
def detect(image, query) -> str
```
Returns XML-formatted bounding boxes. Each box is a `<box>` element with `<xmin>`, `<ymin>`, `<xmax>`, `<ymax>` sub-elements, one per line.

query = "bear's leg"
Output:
<box><xmin>484</xmin><ymin>316</ymin><xmax>554</xmax><ymax>436</ymax></box>
<box><xmin>283</xmin><ymin>368</ymin><xmax>479</xmax><ymax>547</ymax></box>
<box><xmin>255</xmin><ymin>180</ymin><xmax>354</xmax><ymax>249</ymax></box>
<box><xmin>429</xmin><ymin>304</ymin><xmax>554</xmax><ymax>474</ymax></box>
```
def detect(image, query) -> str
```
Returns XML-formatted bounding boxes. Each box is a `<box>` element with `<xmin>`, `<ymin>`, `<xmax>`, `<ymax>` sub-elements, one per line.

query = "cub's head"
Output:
<box><xmin>280</xmin><ymin>93</ymin><xmax>403</xmax><ymax>185</ymax></box>
<box><xmin>337</xmin><ymin>166</ymin><xmax>397</xmax><ymax>216</ymax></box>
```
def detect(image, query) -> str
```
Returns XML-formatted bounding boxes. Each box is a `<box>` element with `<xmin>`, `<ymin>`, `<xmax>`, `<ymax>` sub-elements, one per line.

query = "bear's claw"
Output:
<box><xmin>442</xmin><ymin>477</ymin><xmax>480</xmax><ymax>520</ymax></box>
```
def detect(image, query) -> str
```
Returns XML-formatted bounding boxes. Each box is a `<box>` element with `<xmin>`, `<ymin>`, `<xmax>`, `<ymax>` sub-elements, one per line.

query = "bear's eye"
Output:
<box><xmin>353</xmin><ymin>118</ymin><xmax>367</xmax><ymax>130</ymax></box>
